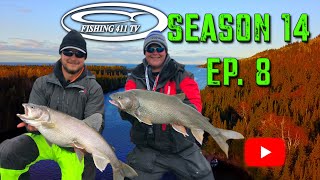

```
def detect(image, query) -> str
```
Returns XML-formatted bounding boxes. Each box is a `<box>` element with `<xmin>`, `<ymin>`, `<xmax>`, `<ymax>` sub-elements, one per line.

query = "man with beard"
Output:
<box><xmin>0</xmin><ymin>30</ymin><xmax>104</xmax><ymax>180</ymax></box>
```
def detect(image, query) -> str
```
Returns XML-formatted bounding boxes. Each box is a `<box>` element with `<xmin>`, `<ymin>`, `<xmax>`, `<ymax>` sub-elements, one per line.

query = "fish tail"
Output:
<box><xmin>113</xmin><ymin>161</ymin><xmax>138</xmax><ymax>180</ymax></box>
<box><xmin>208</xmin><ymin>127</ymin><xmax>244</xmax><ymax>158</ymax></box>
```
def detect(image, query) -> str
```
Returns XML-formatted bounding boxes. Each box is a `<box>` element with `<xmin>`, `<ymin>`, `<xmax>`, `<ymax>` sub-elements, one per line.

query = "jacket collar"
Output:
<box><xmin>48</xmin><ymin>60</ymin><xmax>93</xmax><ymax>88</ymax></box>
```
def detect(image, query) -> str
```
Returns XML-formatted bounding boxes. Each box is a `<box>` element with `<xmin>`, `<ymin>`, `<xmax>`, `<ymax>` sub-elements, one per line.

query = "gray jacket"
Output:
<box><xmin>28</xmin><ymin>61</ymin><xmax>105</xmax><ymax>131</ymax></box>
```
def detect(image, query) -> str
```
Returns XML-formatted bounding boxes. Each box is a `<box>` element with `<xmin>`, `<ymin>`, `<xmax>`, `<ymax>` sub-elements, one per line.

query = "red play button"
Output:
<box><xmin>244</xmin><ymin>138</ymin><xmax>286</xmax><ymax>167</ymax></box>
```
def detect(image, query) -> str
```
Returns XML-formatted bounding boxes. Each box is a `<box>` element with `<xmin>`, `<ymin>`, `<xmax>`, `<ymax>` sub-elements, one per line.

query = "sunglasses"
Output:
<box><xmin>146</xmin><ymin>47</ymin><xmax>165</xmax><ymax>53</ymax></box>
<box><xmin>61</xmin><ymin>50</ymin><xmax>86</xmax><ymax>58</ymax></box>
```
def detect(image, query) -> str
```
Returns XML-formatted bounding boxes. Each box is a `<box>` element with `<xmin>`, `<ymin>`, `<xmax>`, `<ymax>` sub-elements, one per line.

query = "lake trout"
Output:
<box><xmin>109</xmin><ymin>89</ymin><xmax>245</xmax><ymax>158</ymax></box>
<box><xmin>16</xmin><ymin>103</ymin><xmax>137</xmax><ymax>180</ymax></box>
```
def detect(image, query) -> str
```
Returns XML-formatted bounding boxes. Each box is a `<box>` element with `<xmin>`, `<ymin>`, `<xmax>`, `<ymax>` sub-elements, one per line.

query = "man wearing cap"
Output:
<box><xmin>120</xmin><ymin>30</ymin><xmax>214</xmax><ymax>179</ymax></box>
<box><xmin>0</xmin><ymin>30</ymin><xmax>104</xmax><ymax>180</ymax></box>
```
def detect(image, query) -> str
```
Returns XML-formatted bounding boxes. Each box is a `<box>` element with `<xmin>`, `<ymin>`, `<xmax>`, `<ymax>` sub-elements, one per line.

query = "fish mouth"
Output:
<box><xmin>22</xmin><ymin>103</ymin><xmax>29</xmax><ymax>116</ymax></box>
<box><xmin>19</xmin><ymin>103</ymin><xmax>29</xmax><ymax>115</ymax></box>
<box><xmin>109</xmin><ymin>100</ymin><xmax>122</xmax><ymax>109</ymax></box>
<box><xmin>16</xmin><ymin>103</ymin><xmax>29</xmax><ymax>120</ymax></box>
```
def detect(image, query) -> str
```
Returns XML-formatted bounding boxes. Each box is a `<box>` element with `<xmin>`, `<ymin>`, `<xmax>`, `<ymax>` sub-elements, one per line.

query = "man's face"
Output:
<box><xmin>60</xmin><ymin>49</ymin><xmax>86</xmax><ymax>74</ymax></box>
<box><xmin>145</xmin><ymin>44</ymin><xmax>166</xmax><ymax>72</ymax></box>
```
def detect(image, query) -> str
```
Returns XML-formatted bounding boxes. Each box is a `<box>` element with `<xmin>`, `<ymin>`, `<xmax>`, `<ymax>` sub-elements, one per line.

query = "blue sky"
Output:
<box><xmin>0</xmin><ymin>0</ymin><xmax>319</xmax><ymax>64</ymax></box>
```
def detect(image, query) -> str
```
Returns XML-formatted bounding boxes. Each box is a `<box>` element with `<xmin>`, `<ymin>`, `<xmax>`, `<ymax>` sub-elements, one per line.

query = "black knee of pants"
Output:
<box><xmin>178</xmin><ymin>147</ymin><xmax>214</xmax><ymax>180</ymax></box>
<box><xmin>82</xmin><ymin>155</ymin><xmax>96</xmax><ymax>180</ymax></box>
<box><xmin>0</xmin><ymin>134</ymin><xmax>39</xmax><ymax>169</ymax></box>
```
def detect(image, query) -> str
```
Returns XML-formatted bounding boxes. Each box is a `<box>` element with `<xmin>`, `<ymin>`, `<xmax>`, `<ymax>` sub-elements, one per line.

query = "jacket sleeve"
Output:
<box><xmin>28</xmin><ymin>77</ymin><xmax>47</xmax><ymax>106</ymax></box>
<box><xmin>27</xmin><ymin>77</ymin><xmax>47</xmax><ymax>134</ymax></box>
<box><xmin>124</xmin><ymin>77</ymin><xmax>137</xmax><ymax>90</ymax></box>
<box><xmin>119</xmin><ymin>76</ymin><xmax>137</xmax><ymax>124</ymax></box>
<box><xmin>84</xmin><ymin>82</ymin><xmax>105</xmax><ymax>133</ymax></box>
<box><xmin>179</xmin><ymin>72</ymin><xmax>202</xmax><ymax>113</ymax></box>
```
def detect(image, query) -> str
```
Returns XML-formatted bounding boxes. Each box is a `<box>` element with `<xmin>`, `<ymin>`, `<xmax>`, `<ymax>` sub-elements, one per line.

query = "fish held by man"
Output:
<box><xmin>16</xmin><ymin>103</ymin><xmax>138</xmax><ymax>180</ymax></box>
<box><xmin>109</xmin><ymin>89</ymin><xmax>245</xmax><ymax>158</ymax></box>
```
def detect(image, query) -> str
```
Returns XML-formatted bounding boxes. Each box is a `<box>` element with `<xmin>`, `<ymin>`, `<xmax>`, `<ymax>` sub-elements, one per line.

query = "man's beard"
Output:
<box><xmin>62</xmin><ymin>63</ymin><xmax>82</xmax><ymax>75</ymax></box>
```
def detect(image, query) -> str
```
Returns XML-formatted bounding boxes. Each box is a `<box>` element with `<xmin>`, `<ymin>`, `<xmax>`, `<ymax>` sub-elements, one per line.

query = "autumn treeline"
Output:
<box><xmin>87</xmin><ymin>65</ymin><xmax>127</xmax><ymax>92</ymax></box>
<box><xmin>200</xmin><ymin>35</ymin><xmax>320</xmax><ymax>179</ymax></box>
<box><xmin>0</xmin><ymin>65</ymin><xmax>127</xmax><ymax>79</ymax></box>
<box><xmin>0</xmin><ymin>64</ymin><xmax>127</xmax><ymax>142</ymax></box>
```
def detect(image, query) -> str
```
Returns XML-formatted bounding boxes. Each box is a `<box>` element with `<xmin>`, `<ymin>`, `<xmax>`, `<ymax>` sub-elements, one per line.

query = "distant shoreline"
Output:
<box><xmin>0</xmin><ymin>62</ymin><xmax>135</xmax><ymax>66</ymax></box>
<box><xmin>0</xmin><ymin>62</ymin><xmax>202</xmax><ymax>66</ymax></box>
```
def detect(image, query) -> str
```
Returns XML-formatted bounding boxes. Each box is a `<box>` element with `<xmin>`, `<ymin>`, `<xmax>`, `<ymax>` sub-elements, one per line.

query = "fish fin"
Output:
<box><xmin>72</xmin><ymin>141</ymin><xmax>85</xmax><ymax>149</ymax></box>
<box><xmin>209</xmin><ymin>128</ymin><xmax>244</xmax><ymax>158</ymax></box>
<box><xmin>134</xmin><ymin>108</ymin><xmax>142</xmax><ymax>117</ymax></box>
<box><xmin>210</xmin><ymin>134</ymin><xmax>230</xmax><ymax>158</ymax></box>
<box><xmin>41</xmin><ymin>121</ymin><xmax>55</xmax><ymax>128</ymax></box>
<box><xmin>83</xmin><ymin>113</ymin><xmax>103</xmax><ymax>132</ymax></box>
<box><xmin>139</xmin><ymin>118</ymin><xmax>153</xmax><ymax>125</ymax></box>
<box><xmin>175</xmin><ymin>93</ymin><xmax>185</xmax><ymax>101</ymax></box>
<box><xmin>74</xmin><ymin>148</ymin><xmax>84</xmax><ymax>162</ymax></box>
<box><xmin>191</xmin><ymin>128</ymin><xmax>204</xmax><ymax>145</ymax></box>
<box><xmin>133</xmin><ymin>109</ymin><xmax>142</xmax><ymax>122</ymax></box>
<box><xmin>71</xmin><ymin>141</ymin><xmax>86</xmax><ymax>162</ymax></box>
<box><xmin>217</xmin><ymin>128</ymin><xmax>245</xmax><ymax>139</ymax></box>
<box><xmin>134</xmin><ymin>110</ymin><xmax>153</xmax><ymax>125</ymax></box>
<box><xmin>93</xmin><ymin>154</ymin><xmax>110</xmax><ymax>172</ymax></box>
<box><xmin>113</xmin><ymin>161</ymin><xmax>138</xmax><ymax>180</ymax></box>
<box><xmin>172</xmin><ymin>124</ymin><xmax>189</xmax><ymax>137</ymax></box>
<box><xmin>134</xmin><ymin>116</ymin><xmax>143</xmax><ymax>123</ymax></box>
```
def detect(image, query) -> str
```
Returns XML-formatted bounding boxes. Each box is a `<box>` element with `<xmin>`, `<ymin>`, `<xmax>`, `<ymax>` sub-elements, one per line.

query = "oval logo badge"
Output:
<box><xmin>61</xmin><ymin>3</ymin><xmax>167</xmax><ymax>42</ymax></box>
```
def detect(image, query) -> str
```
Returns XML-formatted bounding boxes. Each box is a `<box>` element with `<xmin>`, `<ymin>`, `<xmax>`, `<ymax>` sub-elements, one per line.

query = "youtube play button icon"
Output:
<box><xmin>261</xmin><ymin>146</ymin><xmax>271</xmax><ymax>158</ymax></box>
<box><xmin>245</xmin><ymin>138</ymin><xmax>286</xmax><ymax>167</ymax></box>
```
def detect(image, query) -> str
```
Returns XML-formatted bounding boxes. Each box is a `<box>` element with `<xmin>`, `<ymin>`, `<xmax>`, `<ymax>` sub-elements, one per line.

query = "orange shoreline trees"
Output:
<box><xmin>201</xmin><ymin>35</ymin><xmax>320</xmax><ymax>179</ymax></box>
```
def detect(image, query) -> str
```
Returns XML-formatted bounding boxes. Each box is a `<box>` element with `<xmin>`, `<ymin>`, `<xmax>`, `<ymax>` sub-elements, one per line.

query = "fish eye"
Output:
<box><xmin>118</xmin><ymin>96</ymin><xmax>122</xmax><ymax>99</ymax></box>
